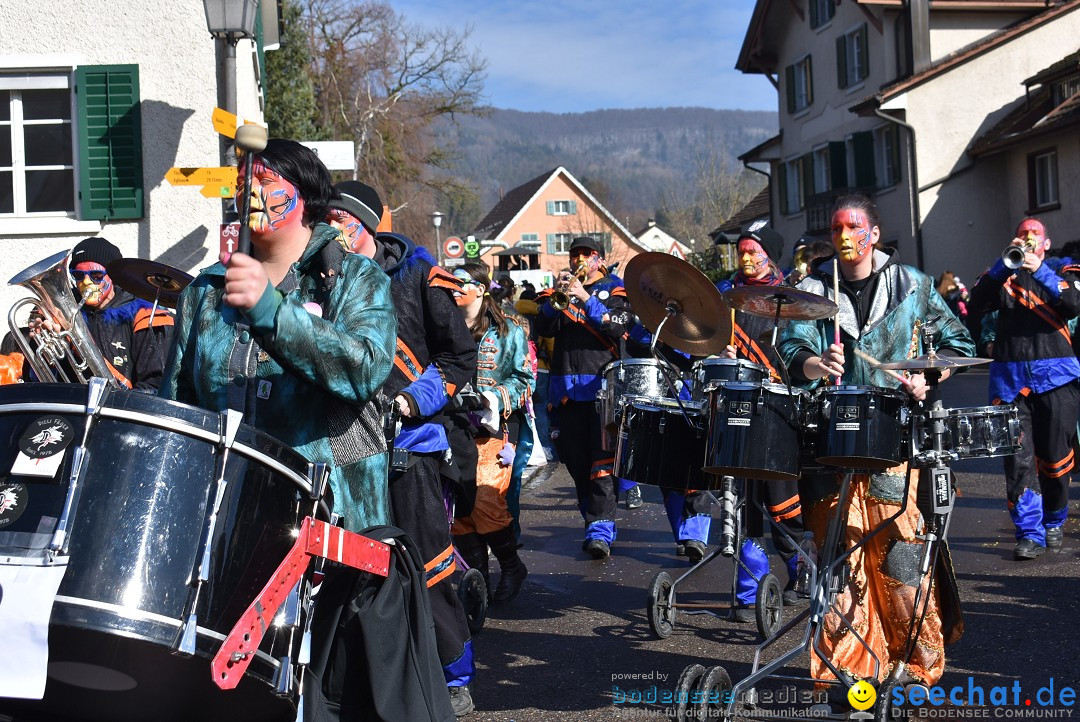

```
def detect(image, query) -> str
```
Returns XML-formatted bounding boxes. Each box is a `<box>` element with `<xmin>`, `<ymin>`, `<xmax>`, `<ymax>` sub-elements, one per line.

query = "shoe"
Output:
<box><xmin>675</xmin><ymin>543</ymin><xmax>686</xmax><ymax>557</ymax></box>
<box><xmin>1013</xmin><ymin>538</ymin><xmax>1046</xmax><ymax>560</ymax></box>
<box><xmin>625</xmin><ymin>485</ymin><xmax>643</xmax><ymax>509</ymax></box>
<box><xmin>782</xmin><ymin>579</ymin><xmax>808</xmax><ymax>606</ymax></box>
<box><xmin>448</xmin><ymin>685</ymin><xmax>474</xmax><ymax>716</ymax></box>
<box><xmin>584</xmin><ymin>538</ymin><xmax>611</xmax><ymax>559</ymax></box>
<box><xmin>683</xmin><ymin>539</ymin><xmax>707</xmax><ymax>563</ymax></box>
<box><xmin>492</xmin><ymin>561</ymin><xmax>528</xmax><ymax>605</ymax></box>
<box><xmin>1046</xmin><ymin>526</ymin><xmax>1064</xmax><ymax>549</ymax></box>
<box><xmin>732</xmin><ymin>605</ymin><xmax>755</xmax><ymax>624</ymax></box>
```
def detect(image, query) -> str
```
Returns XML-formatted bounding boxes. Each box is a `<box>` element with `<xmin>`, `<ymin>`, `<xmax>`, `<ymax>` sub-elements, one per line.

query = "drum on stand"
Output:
<box><xmin>916</xmin><ymin>404</ymin><xmax>1021</xmax><ymax>459</ymax></box>
<box><xmin>0</xmin><ymin>384</ymin><xmax>331</xmax><ymax>722</ymax></box>
<box><xmin>613</xmin><ymin>399</ymin><xmax>709</xmax><ymax>491</ymax></box>
<box><xmin>703</xmin><ymin>381</ymin><xmax>804</xmax><ymax>482</ymax></box>
<box><xmin>690</xmin><ymin>358</ymin><xmax>768</xmax><ymax>400</ymax></box>
<box><xmin>597</xmin><ymin>358</ymin><xmax>684</xmax><ymax>431</ymax></box>
<box><xmin>814</xmin><ymin>385</ymin><xmax>911</xmax><ymax>471</ymax></box>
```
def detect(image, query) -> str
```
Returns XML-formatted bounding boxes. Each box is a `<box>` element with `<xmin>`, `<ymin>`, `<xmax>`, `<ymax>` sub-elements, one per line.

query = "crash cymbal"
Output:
<box><xmin>623</xmin><ymin>252</ymin><xmax>732</xmax><ymax>356</ymax></box>
<box><xmin>106</xmin><ymin>258</ymin><xmax>193</xmax><ymax>308</ymax></box>
<box><xmin>878</xmin><ymin>354</ymin><xmax>992</xmax><ymax>371</ymax></box>
<box><xmin>722</xmin><ymin>285</ymin><xmax>839</xmax><ymax>321</ymax></box>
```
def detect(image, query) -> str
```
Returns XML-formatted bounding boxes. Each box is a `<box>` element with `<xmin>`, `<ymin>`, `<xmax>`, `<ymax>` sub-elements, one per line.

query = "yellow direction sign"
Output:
<box><xmin>211</xmin><ymin>108</ymin><xmax>262</xmax><ymax>140</ymax></box>
<box><xmin>200</xmin><ymin>184</ymin><xmax>236</xmax><ymax>199</ymax></box>
<box><xmin>166</xmin><ymin>167</ymin><xmax>236</xmax><ymax>186</ymax></box>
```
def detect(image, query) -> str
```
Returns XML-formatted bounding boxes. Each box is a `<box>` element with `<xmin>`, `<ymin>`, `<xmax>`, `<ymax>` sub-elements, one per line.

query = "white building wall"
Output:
<box><xmin>0</xmin><ymin>0</ymin><xmax>264</xmax><ymax>316</ymax></box>
<box><xmin>1004</xmin><ymin>134</ymin><xmax>1080</xmax><ymax>246</ymax></box>
<box><xmin>928</xmin><ymin>12</ymin><xmax>1031</xmax><ymax>62</ymax></box>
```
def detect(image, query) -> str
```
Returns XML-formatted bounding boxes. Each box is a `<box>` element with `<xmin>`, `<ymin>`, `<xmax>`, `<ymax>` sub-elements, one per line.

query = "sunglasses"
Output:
<box><xmin>71</xmin><ymin>270</ymin><xmax>107</xmax><ymax>283</ymax></box>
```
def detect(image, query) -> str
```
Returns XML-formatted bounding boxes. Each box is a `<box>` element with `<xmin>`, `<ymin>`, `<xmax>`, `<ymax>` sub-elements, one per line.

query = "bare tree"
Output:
<box><xmin>302</xmin><ymin>0</ymin><xmax>488</xmax><ymax>242</ymax></box>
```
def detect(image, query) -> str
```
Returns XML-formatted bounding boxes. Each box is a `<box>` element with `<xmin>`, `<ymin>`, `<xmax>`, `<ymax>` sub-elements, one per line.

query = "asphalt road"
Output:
<box><xmin>466</xmin><ymin>370</ymin><xmax>1080</xmax><ymax>721</ymax></box>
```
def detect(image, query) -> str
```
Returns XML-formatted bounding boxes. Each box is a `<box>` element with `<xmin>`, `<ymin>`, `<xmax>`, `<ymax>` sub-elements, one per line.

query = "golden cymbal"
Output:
<box><xmin>722</xmin><ymin>285</ymin><xmax>839</xmax><ymax>321</ymax></box>
<box><xmin>877</xmin><ymin>354</ymin><xmax>992</xmax><ymax>371</ymax></box>
<box><xmin>623</xmin><ymin>253</ymin><xmax>732</xmax><ymax>356</ymax></box>
<box><xmin>107</xmin><ymin>258</ymin><xmax>193</xmax><ymax>309</ymax></box>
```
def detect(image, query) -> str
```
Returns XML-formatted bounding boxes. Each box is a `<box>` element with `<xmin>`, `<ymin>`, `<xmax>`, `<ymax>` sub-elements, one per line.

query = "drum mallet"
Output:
<box><xmin>234</xmin><ymin>124</ymin><xmax>269</xmax><ymax>257</ymax></box>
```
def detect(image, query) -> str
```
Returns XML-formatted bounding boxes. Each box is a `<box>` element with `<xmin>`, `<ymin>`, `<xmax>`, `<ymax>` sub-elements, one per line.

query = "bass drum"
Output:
<box><xmin>0</xmin><ymin>384</ymin><xmax>330</xmax><ymax>722</ymax></box>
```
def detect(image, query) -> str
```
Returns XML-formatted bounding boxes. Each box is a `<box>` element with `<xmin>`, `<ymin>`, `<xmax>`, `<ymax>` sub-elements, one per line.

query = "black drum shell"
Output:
<box><xmin>0</xmin><ymin>384</ymin><xmax>328</xmax><ymax>722</ymax></box>
<box><xmin>691</xmin><ymin>358</ymin><xmax>767</xmax><ymax>400</ymax></box>
<box><xmin>815</xmin><ymin>385</ymin><xmax>911</xmax><ymax>471</ymax></box>
<box><xmin>704</xmin><ymin>382</ymin><xmax>802</xmax><ymax>482</ymax></box>
<box><xmin>614</xmin><ymin>400</ymin><xmax>709</xmax><ymax>491</ymax></box>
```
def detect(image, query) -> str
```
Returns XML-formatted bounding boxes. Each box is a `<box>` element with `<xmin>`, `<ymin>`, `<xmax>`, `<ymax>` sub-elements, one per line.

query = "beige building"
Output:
<box><xmin>0</xmin><ymin>0</ymin><xmax>278</xmax><ymax>315</ymax></box>
<box><xmin>633</xmin><ymin>220</ymin><xmax>692</xmax><ymax>259</ymax></box>
<box><xmin>736</xmin><ymin>0</ymin><xmax>1080</xmax><ymax>283</ymax></box>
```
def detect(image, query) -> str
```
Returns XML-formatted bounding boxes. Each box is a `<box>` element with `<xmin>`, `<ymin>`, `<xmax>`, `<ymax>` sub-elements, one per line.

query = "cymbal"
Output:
<box><xmin>107</xmin><ymin>258</ymin><xmax>193</xmax><ymax>308</ymax></box>
<box><xmin>878</xmin><ymin>354</ymin><xmax>992</xmax><ymax>371</ymax></box>
<box><xmin>623</xmin><ymin>253</ymin><xmax>732</xmax><ymax>356</ymax></box>
<box><xmin>722</xmin><ymin>285</ymin><xmax>838</xmax><ymax>321</ymax></box>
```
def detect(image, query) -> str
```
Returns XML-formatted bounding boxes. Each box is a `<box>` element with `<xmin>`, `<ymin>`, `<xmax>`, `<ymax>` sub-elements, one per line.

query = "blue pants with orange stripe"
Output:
<box><xmin>1005</xmin><ymin>381</ymin><xmax>1079</xmax><ymax>543</ymax></box>
<box><xmin>551</xmin><ymin>399</ymin><xmax>620</xmax><ymax>544</ymax></box>
<box><xmin>737</xmin><ymin>478</ymin><xmax>805</xmax><ymax>603</ymax></box>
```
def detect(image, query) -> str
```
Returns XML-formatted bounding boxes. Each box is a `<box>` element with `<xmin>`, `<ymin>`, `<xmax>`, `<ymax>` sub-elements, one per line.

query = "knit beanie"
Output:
<box><xmin>330</xmin><ymin>181</ymin><xmax>383</xmax><ymax>234</ymax></box>
<box><xmin>71</xmin><ymin>237</ymin><xmax>122</xmax><ymax>268</ymax></box>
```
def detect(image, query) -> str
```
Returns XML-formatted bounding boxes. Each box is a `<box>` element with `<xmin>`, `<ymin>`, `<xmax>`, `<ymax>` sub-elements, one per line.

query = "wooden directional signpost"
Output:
<box><xmin>165</xmin><ymin>166</ymin><xmax>237</xmax><ymax>199</ymax></box>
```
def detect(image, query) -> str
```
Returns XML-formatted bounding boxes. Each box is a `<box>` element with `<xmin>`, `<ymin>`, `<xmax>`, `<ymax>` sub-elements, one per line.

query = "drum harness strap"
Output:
<box><xmin>211</xmin><ymin>515</ymin><xmax>392</xmax><ymax>690</ymax></box>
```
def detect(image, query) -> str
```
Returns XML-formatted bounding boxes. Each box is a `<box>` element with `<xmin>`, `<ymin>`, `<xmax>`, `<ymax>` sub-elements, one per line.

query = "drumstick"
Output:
<box><xmin>853</xmin><ymin>348</ymin><xmax>912</xmax><ymax>388</ymax></box>
<box><xmin>832</xmin><ymin>259</ymin><xmax>841</xmax><ymax>386</ymax></box>
<box><xmin>729</xmin><ymin>307</ymin><xmax>735</xmax><ymax>349</ymax></box>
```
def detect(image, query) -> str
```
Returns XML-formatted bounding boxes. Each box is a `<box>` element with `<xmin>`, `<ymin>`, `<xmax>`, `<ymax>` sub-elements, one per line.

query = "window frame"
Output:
<box><xmin>1027</xmin><ymin>147</ymin><xmax>1060</xmax><ymax>212</ymax></box>
<box><xmin>786</xmin><ymin>54</ymin><xmax>814</xmax><ymax>114</ymax></box>
<box><xmin>837</xmin><ymin>24</ymin><xmax>869</xmax><ymax>90</ymax></box>
<box><xmin>810</xmin><ymin>0</ymin><xmax>835</xmax><ymax>29</ymax></box>
<box><xmin>874</xmin><ymin>124</ymin><xmax>901</xmax><ymax>189</ymax></box>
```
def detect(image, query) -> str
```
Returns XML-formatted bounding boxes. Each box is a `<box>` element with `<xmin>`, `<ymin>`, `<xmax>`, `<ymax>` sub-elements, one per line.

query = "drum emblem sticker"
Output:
<box><xmin>0</xmin><ymin>482</ymin><xmax>28</xmax><ymax>528</ymax></box>
<box><xmin>19</xmin><ymin>416</ymin><xmax>74</xmax><ymax>459</ymax></box>
<box><xmin>727</xmin><ymin>401</ymin><xmax>752</xmax><ymax>426</ymax></box>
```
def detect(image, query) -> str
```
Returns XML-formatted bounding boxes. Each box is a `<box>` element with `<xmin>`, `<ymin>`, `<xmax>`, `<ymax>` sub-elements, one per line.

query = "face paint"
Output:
<box><xmin>569</xmin><ymin>249</ymin><xmax>601</xmax><ymax>277</ymax></box>
<box><xmin>238</xmin><ymin>158</ymin><xmax>306</xmax><ymax>237</ymax></box>
<box><xmin>452</xmin><ymin>272</ymin><xmax>483</xmax><ymax>308</ymax></box>
<box><xmin>1015</xmin><ymin>219</ymin><xmax>1048</xmax><ymax>255</ymax></box>
<box><xmin>831</xmin><ymin>208</ymin><xmax>875</xmax><ymax>262</ymax></box>
<box><xmin>73</xmin><ymin>262</ymin><xmax>112</xmax><ymax>308</ymax></box>
<box><xmin>326</xmin><ymin>208</ymin><xmax>373</xmax><ymax>254</ymax></box>
<box><xmin>737</xmin><ymin>239</ymin><xmax>770</xmax><ymax>279</ymax></box>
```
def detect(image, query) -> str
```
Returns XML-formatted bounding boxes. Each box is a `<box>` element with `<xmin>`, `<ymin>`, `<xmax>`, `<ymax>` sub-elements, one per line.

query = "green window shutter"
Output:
<box><xmin>785</xmin><ymin>65</ymin><xmax>796</xmax><ymax>114</ymax></box>
<box><xmin>800</xmin><ymin>154</ymin><xmax>814</xmax><ymax>209</ymax></box>
<box><xmin>810</xmin><ymin>0</ymin><xmax>819</xmax><ymax>27</ymax></box>
<box><xmin>805</xmin><ymin>55</ymin><xmax>813</xmax><ymax>106</ymax></box>
<box><xmin>853</xmin><ymin>131</ymin><xmax>875</xmax><ymax>188</ymax></box>
<box><xmin>546</xmin><ymin>200</ymin><xmax>555</xmax><ymax>215</ymax></box>
<box><xmin>546</xmin><ymin>233</ymin><xmax>556</xmax><ymax>253</ymax></box>
<box><xmin>569</xmin><ymin>200</ymin><xmax>577</xmax><ymax>214</ymax></box>
<box><xmin>75</xmin><ymin>64</ymin><xmax>143</xmax><ymax>220</ymax></box>
<box><xmin>858</xmin><ymin>25</ymin><xmax>869</xmax><ymax>82</ymax></box>
<box><xmin>836</xmin><ymin>36</ymin><xmax>848</xmax><ymax>89</ymax></box>
<box><xmin>829</xmin><ymin>141</ymin><xmax>847</xmax><ymax>188</ymax></box>
<box><xmin>778</xmin><ymin>166</ymin><xmax>789</xmax><ymax>215</ymax></box>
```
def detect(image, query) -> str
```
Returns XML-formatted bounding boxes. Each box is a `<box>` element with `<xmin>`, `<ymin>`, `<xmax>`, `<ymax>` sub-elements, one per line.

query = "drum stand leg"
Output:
<box><xmin>50</xmin><ymin>377</ymin><xmax>109</xmax><ymax>555</ymax></box>
<box><xmin>174</xmin><ymin>409</ymin><xmax>244</xmax><ymax>657</ymax></box>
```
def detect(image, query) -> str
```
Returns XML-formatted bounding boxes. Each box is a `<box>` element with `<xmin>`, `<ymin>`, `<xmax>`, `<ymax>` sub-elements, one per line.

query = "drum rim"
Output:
<box><xmin>626</xmin><ymin>398</ymin><xmax>704</xmax><ymax>413</ymax></box>
<box><xmin>819</xmin><ymin>384</ymin><xmax>908</xmax><ymax>399</ymax></box>
<box><xmin>941</xmin><ymin>404</ymin><xmax>1017</xmax><ymax>416</ymax></box>
<box><xmin>601</xmin><ymin>358</ymin><xmax>668</xmax><ymax>372</ymax></box>
<box><xmin>694</xmin><ymin>358</ymin><xmax>767</xmax><ymax>370</ymax></box>
<box><xmin>706</xmin><ymin>380</ymin><xmax>806</xmax><ymax>396</ymax></box>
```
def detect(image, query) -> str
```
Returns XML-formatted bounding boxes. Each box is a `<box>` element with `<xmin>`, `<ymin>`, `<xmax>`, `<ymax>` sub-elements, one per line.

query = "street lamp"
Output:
<box><xmin>203</xmin><ymin>0</ymin><xmax>260</xmax><ymax>168</ymax></box>
<box><xmin>432</xmin><ymin>211</ymin><xmax>445</xmax><ymax>266</ymax></box>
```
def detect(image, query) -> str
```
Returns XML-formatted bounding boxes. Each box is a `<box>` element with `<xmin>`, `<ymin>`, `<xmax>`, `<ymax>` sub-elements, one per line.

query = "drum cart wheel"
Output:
<box><xmin>646</xmin><ymin>571</ymin><xmax>676</xmax><ymax>639</ymax></box>
<box><xmin>874</xmin><ymin>679</ymin><xmax>900</xmax><ymax>722</ymax></box>
<box><xmin>695</xmin><ymin>665</ymin><xmax>733</xmax><ymax>721</ymax></box>
<box><xmin>755</xmin><ymin>573</ymin><xmax>783</xmax><ymax>639</ymax></box>
<box><xmin>673</xmin><ymin>663</ymin><xmax>706</xmax><ymax>722</ymax></box>
<box><xmin>457</xmin><ymin>568</ymin><xmax>488</xmax><ymax>635</ymax></box>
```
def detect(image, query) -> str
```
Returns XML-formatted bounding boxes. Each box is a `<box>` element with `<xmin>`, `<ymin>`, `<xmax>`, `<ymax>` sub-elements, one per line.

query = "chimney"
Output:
<box><xmin>906</xmin><ymin>0</ymin><xmax>931</xmax><ymax>75</ymax></box>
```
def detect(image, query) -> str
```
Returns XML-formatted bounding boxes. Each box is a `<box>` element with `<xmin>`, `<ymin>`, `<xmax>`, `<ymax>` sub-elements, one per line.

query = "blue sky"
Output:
<box><xmin>388</xmin><ymin>0</ymin><xmax>775</xmax><ymax>113</ymax></box>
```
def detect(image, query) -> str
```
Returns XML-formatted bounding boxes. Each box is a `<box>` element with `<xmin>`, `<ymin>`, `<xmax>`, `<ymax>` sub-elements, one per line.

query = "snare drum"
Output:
<box><xmin>0</xmin><ymin>384</ymin><xmax>329</xmax><ymax>722</ymax></box>
<box><xmin>614</xmin><ymin>399</ymin><xmax>708</xmax><ymax>491</ymax></box>
<box><xmin>917</xmin><ymin>404</ymin><xmax>1022</xmax><ymax>459</ymax></box>
<box><xmin>691</xmin><ymin>358</ymin><xmax>768</xmax><ymax>400</ymax></box>
<box><xmin>815</xmin><ymin>385</ymin><xmax>911</xmax><ymax>470</ymax></box>
<box><xmin>597</xmin><ymin>358</ymin><xmax>684</xmax><ymax>431</ymax></box>
<box><xmin>704</xmin><ymin>381</ymin><xmax>804</xmax><ymax>482</ymax></box>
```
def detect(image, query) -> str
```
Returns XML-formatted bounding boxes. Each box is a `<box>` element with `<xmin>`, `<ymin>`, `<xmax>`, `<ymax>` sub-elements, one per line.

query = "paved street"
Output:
<box><xmin>467</xmin><ymin>370</ymin><xmax>1080</xmax><ymax>721</ymax></box>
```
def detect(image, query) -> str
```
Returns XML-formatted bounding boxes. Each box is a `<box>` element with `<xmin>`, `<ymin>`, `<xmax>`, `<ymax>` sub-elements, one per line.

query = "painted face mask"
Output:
<box><xmin>72</xmin><ymin>262</ymin><xmax>111</xmax><ymax>308</ymax></box>
<box><xmin>452</xmin><ymin>272</ymin><xmax>483</xmax><ymax>307</ymax></box>
<box><xmin>832</xmin><ymin>208</ymin><xmax>875</xmax><ymax>262</ymax></box>
<box><xmin>737</xmin><ymin>239</ymin><xmax>770</xmax><ymax>278</ymax></box>
<box><xmin>326</xmin><ymin>208</ymin><xmax>372</xmax><ymax>253</ymax></box>
<box><xmin>237</xmin><ymin>158</ymin><xmax>306</xmax><ymax>237</ymax></box>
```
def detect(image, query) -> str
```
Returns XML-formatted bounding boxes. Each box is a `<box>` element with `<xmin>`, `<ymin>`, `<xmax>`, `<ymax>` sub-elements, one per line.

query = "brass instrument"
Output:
<box><xmin>1003</xmin><ymin>234</ymin><xmax>1037</xmax><ymax>270</ymax></box>
<box><xmin>7</xmin><ymin>250</ymin><xmax>121</xmax><ymax>385</ymax></box>
<box><xmin>551</xmin><ymin>261</ymin><xmax>588</xmax><ymax>311</ymax></box>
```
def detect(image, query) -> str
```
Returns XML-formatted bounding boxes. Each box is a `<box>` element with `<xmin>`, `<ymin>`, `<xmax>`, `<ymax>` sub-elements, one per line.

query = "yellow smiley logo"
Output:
<box><xmin>848</xmin><ymin>679</ymin><xmax>877</xmax><ymax>711</ymax></box>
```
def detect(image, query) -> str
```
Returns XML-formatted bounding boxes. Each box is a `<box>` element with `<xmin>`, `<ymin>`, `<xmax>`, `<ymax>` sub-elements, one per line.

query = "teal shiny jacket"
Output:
<box><xmin>160</xmin><ymin>224</ymin><xmax>397</xmax><ymax>531</ymax></box>
<box><xmin>476</xmin><ymin>315</ymin><xmax>535</xmax><ymax>420</ymax></box>
<box><xmin>777</xmin><ymin>249</ymin><xmax>974</xmax><ymax>390</ymax></box>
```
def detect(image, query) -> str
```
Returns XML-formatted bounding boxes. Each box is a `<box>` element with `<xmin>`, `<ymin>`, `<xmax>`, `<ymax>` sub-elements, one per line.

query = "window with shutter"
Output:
<box><xmin>829</xmin><ymin>141</ymin><xmax>847</xmax><ymax>188</ymax></box>
<box><xmin>546</xmin><ymin>200</ymin><xmax>555</xmax><ymax>215</ymax></box>
<box><xmin>75</xmin><ymin>64</ymin><xmax>143</xmax><ymax>220</ymax></box>
<box><xmin>546</xmin><ymin>233</ymin><xmax>556</xmax><ymax>253</ymax></box>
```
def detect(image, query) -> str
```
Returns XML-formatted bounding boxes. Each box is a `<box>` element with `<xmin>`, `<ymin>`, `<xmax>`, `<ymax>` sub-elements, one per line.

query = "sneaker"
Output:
<box><xmin>448</xmin><ymin>685</ymin><xmax>474</xmax><ymax>716</ymax></box>
<box><xmin>732</xmin><ymin>605</ymin><xmax>755</xmax><ymax>624</ymax></box>
<box><xmin>584</xmin><ymin>538</ymin><xmax>611</xmax><ymax>559</ymax></box>
<box><xmin>783</xmin><ymin>578</ymin><xmax>808</xmax><ymax>606</ymax></box>
<box><xmin>675</xmin><ymin>543</ymin><xmax>686</xmax><ymax>557</ymax></box>
<box><xmin>492</xmin><ymin>562</ymin><xmax>528</xmax><ymax>605</ymax></box>
<box><xmin>683</xmin><ymin>539</ymin><xmax>707</xmax><ymax>563</ymax></box>
<box><xmin>1013</xmin><ymin>538</ymin><xmax>1046</xmax><ymax>560</ymax></box>
<box><xmin>1046</xmin><ymin>526</ymin><xmax>1064</xmax><ymax>549</ymax></box>
<box><xmin>625</xmin><ymin>485</ymin><xmax>643</xmax><ymax>509</ymax></box>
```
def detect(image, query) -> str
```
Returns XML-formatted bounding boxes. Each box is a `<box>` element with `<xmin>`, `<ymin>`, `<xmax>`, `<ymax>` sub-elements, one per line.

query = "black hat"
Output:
<box><xmin>329</xmin><ymin>181</ymin><xmax>383</xmax><ymax>234</ymax></box>
<box><xmin>569</xmin><ymin>236</ymin><xmax>603</xmax><ymax>255</ymax></box>
<box><xmin>71</xmin><ymin>237</ymin><xmax>122</xmax><ymax>269</ymax></box>
<box><xmin>738</xmin><ymin>220</ymin><xmax>784</xmax><ymax>264</ymax></box>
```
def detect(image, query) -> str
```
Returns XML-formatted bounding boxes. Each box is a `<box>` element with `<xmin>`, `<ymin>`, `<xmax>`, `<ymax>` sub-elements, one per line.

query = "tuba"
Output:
<box><xmin>7</xmin><ymin>250</ymin><xmax>121</xmax><ymax>385</ymax></box>
<box><xmin>551</xmin><ymin>261</ymin><xmax>588</xmax><ymax>311</ymax></box>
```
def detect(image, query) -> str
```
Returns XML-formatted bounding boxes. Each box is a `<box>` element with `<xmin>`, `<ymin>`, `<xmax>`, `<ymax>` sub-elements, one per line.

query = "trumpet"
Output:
<box><xmin>551</xmin><ymin>261</ymin><xmax>588</xmax><ymax>311</ymax></box>
<box><xmin>1002</xmin><ymin>240</ymin><xmax>1035</xmax><ymax>270</ymax></box>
